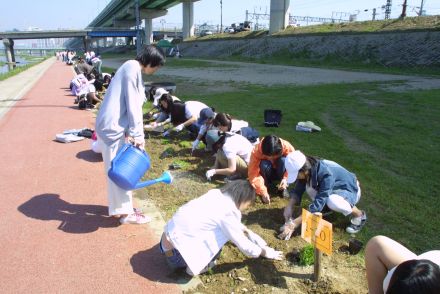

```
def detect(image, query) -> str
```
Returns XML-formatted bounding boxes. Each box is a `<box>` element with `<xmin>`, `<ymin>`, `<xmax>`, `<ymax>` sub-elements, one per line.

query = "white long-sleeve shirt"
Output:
<box><xmin>95</xmin><ymin>60</ymin><xmax>145</xmax><ymax>146</ymax></box>
<box><xmin>165</xmin><ymin>189</ymin><xmax>262</xmax><ymax>275</ymax></box>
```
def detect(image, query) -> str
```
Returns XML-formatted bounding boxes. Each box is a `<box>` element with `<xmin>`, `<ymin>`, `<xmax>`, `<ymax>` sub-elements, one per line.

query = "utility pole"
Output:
<box><xmin>372</xmin><ymin>8</ymin><xmax>377</xmax><ymax>20</ymax></box>
<box><xmin>385</xmin><ymin>0</ymin><xmax>392</xmax><ymax>19</ymax></box>
<box><xmin>135</xmin><ymin>0</ymin><xmax>141</xmax><ymax>55</ymax></box>
<box><xmin>220</xmin><ymin>0</ymin><xmax>223</xmax><ymax>33</ymax></box>
<box><xmin>400</xmin><ymin>0</ymin><xmax>408</xmax><ymax>18</ymax></box>
<box><xmin>419</xmin><ymin>0</ymin><xmax>425</xmax><ymax>16</ymax></box>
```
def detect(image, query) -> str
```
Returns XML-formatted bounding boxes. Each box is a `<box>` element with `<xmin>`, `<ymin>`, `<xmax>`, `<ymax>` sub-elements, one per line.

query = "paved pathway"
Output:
<box><xmin>0</xmin><ymin>58</ymin><xmax>181</xmax><ymax>293</ymax></box>
<box><xmin>104</xmin><ymin>58</ymin><xmax>440</xmax><ymax>90</ymax></box>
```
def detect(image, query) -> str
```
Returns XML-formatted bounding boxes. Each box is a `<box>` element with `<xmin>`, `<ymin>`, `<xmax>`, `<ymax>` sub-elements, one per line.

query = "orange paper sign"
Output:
<box><xmin>301</xmin><ymin>209</ymin><xmax>333</xmax><ymax>255</ymax></box>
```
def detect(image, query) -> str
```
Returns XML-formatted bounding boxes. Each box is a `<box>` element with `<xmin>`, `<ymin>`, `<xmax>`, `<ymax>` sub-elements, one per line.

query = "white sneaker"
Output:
<box><xmin>346</xmin><ymin>211</ymin><xmax>367</xmax><ymax>234</ymax></box>
<box><xmin>120</xmin><ymin>212</ymin><xmax>151</xmax><ymax>224</ymax></box>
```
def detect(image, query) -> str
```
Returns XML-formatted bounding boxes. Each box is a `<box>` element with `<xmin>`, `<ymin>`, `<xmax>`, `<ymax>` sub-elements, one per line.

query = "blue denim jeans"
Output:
<box><xmin>259</xmin><ymin>156</ymin><xmax>286</xmax><ymax>187</ymax></box>
<box><xmin>159</xmin><ymin>239</ymin><xmax>187</xmax><ymax>270</ymax></box>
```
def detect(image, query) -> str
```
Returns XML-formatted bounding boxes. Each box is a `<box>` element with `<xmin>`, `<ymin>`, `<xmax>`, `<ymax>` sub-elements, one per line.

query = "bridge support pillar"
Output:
<box><xmin>140</xmin><ymin>9</ymin><xmax>168</xmax><ymax>45</ymax></box>
<box><xmin>269</xmin><ymin>0</ymin><xmax>290</xmax><ymax>34</ymax></box>
<box><xmin>144</xmin><ymin>18</ymin><xmax>153</xmax><ymax>45</ymax></box>
<box><xmin>83</xmin><ymin>36</ymin><xmax>91</xmax><ymax>52</ymax></box>
<box><xmin>3</xmin><ymin>38</ymin><xmax>16</xmax><ymax>70</ymax></box>
<box><xmin>182</xmin><ymin>1</ymin><xmax>198</xmax><ymax>39</ymax></box>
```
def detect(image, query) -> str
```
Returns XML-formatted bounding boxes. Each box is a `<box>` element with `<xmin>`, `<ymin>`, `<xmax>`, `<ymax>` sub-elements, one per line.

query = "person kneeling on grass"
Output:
<box><xmin>278</xmin><ymin>150</ymin><xmax>367</xmax><ymax>240</ymax></box>
<box><xmin>365</xmin><ymin>235</ymin><xmax>440</xmax><ymax>294</ymax></box>
<box><xmin>144</xmin><ymin>91</ymin><xmax>180</xmax><ymax>130</ymax></box>
<box><xmin>160</xmin><ymin>180</ymin><xmax>283</xmax><ymax>276</ymax></box>
<box><xmin>158</xmin><ymin>94</ymin><xmax>209</xmax><ymax>139</ymax></box>
<box><xmin>205</xmin><ymin>130</ymin><xmax>253</xmax><ymax>182</ymax></box>
<box><xmin>248</xmin><ymin>135</ymin><xmax>295</xmax><ymax>204</ymax></box>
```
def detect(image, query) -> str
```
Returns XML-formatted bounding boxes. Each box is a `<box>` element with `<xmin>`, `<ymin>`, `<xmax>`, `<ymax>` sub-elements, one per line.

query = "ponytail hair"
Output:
<box><xmin>213</xmin><ymin>113</ymin><xmax>232</xmax><ymax>131</ymax></box>
<box><xmin>158</xmin><ymin>93</ymin><xmax>174</xmax><ymax>113</ymax></box>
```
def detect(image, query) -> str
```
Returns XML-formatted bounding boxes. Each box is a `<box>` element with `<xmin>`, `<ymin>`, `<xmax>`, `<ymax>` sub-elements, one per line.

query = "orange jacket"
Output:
<box><xmin>248</xmin><ymin>138</ymin><xmax>295</xmax><ymax>196</ymax></box>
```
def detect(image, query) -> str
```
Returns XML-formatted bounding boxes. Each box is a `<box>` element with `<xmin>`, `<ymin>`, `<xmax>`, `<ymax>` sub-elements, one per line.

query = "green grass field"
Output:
<box><xmin>105</xmin><ymin>56</ymin><xmax>440</xmax><ymax>253</ymax></box>
<box><xmin>149</xmin><ymin>68</ymin><xmax>440</xmax><ymax>252</ymax></box>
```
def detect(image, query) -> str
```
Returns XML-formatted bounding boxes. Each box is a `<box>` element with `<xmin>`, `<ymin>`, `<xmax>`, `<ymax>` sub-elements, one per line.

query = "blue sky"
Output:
<box><xmin>0</xmin><ymin>0</ymin><xmax>437</xmax><ymax>31</ymax></box>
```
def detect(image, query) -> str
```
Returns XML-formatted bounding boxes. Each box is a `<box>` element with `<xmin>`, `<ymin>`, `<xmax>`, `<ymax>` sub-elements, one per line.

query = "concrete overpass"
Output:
<box><xmin>0</xmin><ymin>28</ymin><xmax>138</xmax><ymax>66</ymax></box>
<box><xmin>1</xmin><ymin>0</ymin><xmax>291</xmax><ymax>67</ymax></box>
<box><xmin>88</xmin><ymin>0</ymin><xmax>291</xmax><ymax>44</ymax></box>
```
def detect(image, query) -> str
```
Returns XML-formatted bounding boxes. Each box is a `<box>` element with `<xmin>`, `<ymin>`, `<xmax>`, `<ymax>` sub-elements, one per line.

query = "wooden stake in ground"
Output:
<box><xmin>301</xmin><ymin>209</ymin><xmax>333</xmax><ymax>282</ymax></box>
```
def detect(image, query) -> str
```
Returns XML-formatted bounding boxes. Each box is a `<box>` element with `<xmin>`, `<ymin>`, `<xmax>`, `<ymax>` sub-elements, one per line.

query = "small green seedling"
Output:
<box><xmin>179</xmin><ymin>141</ymin><xmax>192</xmax><ymax>148</ymax></box>
<box><xmin>299</xmin><ymin>244</ymin><xmax>315</xmax><ymax>266</ymax></box>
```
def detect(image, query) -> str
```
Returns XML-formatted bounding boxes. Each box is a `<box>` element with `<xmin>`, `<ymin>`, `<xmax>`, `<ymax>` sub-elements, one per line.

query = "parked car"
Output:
<box><xmin>200</xmin><ymin>30</ymin><xmax>213</xmax><ymax>37</ymax></box>
<box><xmin>223</xmin><ymin>27</ymin><xmax>235</xmax><ymax>33</ymax></box>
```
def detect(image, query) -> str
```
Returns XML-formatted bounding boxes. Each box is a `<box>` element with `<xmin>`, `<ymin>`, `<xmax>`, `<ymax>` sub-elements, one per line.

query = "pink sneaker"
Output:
<box><xmin>120</xmin><ymin>212</ymin><xmax>151</xmax><ymax>224</ymax></box>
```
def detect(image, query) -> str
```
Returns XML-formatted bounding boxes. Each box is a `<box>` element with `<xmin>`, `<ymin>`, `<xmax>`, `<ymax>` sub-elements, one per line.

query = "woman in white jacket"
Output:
<box><xmin>160</xmin><ymin>180</ymin><xmax>283</xmax><ymax>276</ymax></box>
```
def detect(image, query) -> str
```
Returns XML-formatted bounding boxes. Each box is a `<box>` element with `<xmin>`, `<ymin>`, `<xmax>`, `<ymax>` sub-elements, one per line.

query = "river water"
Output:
<box><xmin>0</xmin><ymin>56</ymin><xmax>30</xmax><ymax>74</ymax></box>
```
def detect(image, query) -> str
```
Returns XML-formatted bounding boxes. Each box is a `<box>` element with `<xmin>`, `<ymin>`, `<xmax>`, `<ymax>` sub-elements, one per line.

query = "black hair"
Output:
<box><xmin>169</xmin><ymin>101</ymin><xmax>186</xmax><ymax>126</ymax></box>
<box><xmin>261</xmin><ymin>135</ymin><xmax>282</xmax><ymax>156</ymax></box>
<box><xmin>148</xmin><ymin>86</ymin><xmax>157</xmax><ymax>102</ymax></box>
<box><xmin>387</xmin><ymin>259</ymin><xmax>440</xmax><ymax>294</ymax></box>
<box><xmin>298</xmin><ymin>155</ymin><xmax>320</xmax><ymax>185</ymax></box>
<box><xmin>212</xmin><ymin>131</ymin><xmax>227</xmax><ymax>153</ymax></box>
<box><xmin>158</xmin><ymin>93</ymin><xmax>174</xmax><ymax>113</ymax></box>
<box><xmin>135</xmin><ymin>45</ymin><xmax>165</xmax><ymax>68</ymax></box>
<box><xmin>213</xmin><ymin>113</ymin><xmax>232</xmax><ymax>131</ymax></box>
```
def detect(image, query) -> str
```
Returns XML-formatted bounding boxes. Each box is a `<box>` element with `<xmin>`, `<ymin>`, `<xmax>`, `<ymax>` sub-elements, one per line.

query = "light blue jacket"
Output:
<box><xmin>292</xmin><ymin>159</ymin><xmax>359</xmax><ymax>213</ymax></box>
<box><xmin>95</xmin><ymin>60</ymin><xmax>145</xmax><ymax>146</ymax></box>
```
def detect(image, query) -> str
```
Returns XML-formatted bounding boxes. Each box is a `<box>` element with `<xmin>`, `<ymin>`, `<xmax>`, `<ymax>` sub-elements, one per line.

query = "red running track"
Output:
<box><xmin>0</xmin><ymin>61</ymin><xmax>180</xmax><ymax>293</ymax></box>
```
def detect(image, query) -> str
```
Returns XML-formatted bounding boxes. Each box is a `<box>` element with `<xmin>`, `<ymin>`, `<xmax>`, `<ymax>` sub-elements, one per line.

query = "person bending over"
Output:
<box><xmin>279</xmin><ymin>150</ymin><xmax>367</xmax><ymax>240</ymax></box>
<box><xmin>160</xmin><ymin>180</ymin><xmax>283</xmax><ymax>276</ymax></box>
<box><xmin>158</xmin><ymin>94</ymin><xmax>208</xmax><ymax>138</ymax></box>
<box><xmin>205</xmin><ymin>130</ymin><xmax>253</xmax><ymax>181</ymax></box>
<box><xmin>248</xmin><ymin>135</ymin><xmax>295</xmax><ymax>204</ymax></box>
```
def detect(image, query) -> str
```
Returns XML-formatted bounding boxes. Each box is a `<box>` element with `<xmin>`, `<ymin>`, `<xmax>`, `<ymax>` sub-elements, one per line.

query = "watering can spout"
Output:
<box><xmin>134</xmin><ymin>171</ymin><xmax>173</xmax><ymax>189</ymax></box>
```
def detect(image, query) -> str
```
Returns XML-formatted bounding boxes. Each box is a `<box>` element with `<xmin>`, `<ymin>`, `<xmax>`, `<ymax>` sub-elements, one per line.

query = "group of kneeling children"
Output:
<box><xmin>144</xmin><ymin>87</ymin><xmax>439</xmax><ymax>294</ymax></box>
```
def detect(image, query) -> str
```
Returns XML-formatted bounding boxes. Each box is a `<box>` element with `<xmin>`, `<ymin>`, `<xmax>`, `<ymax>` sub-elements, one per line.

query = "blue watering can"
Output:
<box><xmin>108</xmin><ymin>143</ymin><xmax>172</xmax><ymax>190</ymax></box>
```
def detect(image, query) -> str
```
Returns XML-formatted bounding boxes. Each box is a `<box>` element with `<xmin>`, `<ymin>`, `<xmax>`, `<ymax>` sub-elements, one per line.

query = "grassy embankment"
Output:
<box><xmin>0</xmin><ymin>54</ymin><xmax>48</xmax><ymax>81</ymax></box>
<box><xmin>190</xmin><ymin>15</ymin><xmax>440</xmax><ymax>77</ymax></box>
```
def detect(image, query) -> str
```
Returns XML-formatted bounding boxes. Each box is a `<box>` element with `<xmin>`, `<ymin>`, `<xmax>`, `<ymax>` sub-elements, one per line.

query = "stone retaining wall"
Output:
<box><xmin>179</xmin><ymin>30</ymin><xmax>440</xmax><ymax>67</ymax></box>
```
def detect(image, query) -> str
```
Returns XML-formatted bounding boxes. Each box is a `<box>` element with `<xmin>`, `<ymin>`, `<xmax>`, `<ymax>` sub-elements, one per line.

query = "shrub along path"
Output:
<box><xmin>0</xmin><ymin>59</ymin><xmax>180</xmax><ymax>293</ymax></box>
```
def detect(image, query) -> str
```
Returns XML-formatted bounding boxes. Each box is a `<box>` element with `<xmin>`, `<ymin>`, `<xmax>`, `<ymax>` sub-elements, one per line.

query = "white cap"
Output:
<box><xmin>153</xmin><ymin>88</ymin><xmax>169</xmax><ymax>106</ymax></box>
<box><xmin>285</xmin><ymin>150</ymin><xmax>307</xmax><ymax>184</ymax></box>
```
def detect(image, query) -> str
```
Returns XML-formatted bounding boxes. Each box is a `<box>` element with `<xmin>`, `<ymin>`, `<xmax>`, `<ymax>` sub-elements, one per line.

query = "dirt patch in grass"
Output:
<box><xmin>138</xmin><ymin>129</ymin><xmax>368</xmax><ymax>294</ymax></box>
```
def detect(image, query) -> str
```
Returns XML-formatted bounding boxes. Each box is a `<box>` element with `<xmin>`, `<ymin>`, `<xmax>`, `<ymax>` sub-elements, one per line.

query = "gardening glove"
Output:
<box><xmin>245</xmin><ymin>230</ymin><xmax>267</xmax><ymax>248</ymax></box>
<box><xmin>206</xmin><ymin>169</ymin><xmax>216</xmax><ymax>181</ymax></box>
<box><xmin>174</xmin><ymin>124</ymin><xmax>184</xmax><ymax>132</ymax></box>
<box><xmin>278</xmin><ymin>178</ymin><xmax>288</xmax><ymax>190</ymax></box>
<box><xmin>262</xmin><ymin>246</ymin><xmax>283</xmax><ymax>260</ymax></box>
<box><xmin>261</xmin><ymin>194</ymin><xmax>271</xmax><ymax>204</ymax></box>
<box><xmin>191</xmin><ymin>139</ymin><xmax>200</xmax><ymax>152</ymax></box>
<box><xmin>162</xmin><ymin>130</ymin><xmax>170</xmax><ymax>137</ymax></box>
<box><xmin>278</xmin><ymin>218</ymin><xmax>296</xmax><ymax>241</ymax></box>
